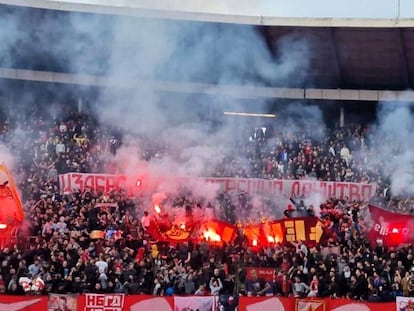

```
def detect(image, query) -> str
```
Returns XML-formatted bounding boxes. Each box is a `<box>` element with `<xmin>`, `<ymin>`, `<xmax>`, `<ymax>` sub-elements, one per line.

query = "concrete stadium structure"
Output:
<box><xmin>1</xmin><ymin>0</ymin><xmax>414</xmax><ymax>101</ymax></box>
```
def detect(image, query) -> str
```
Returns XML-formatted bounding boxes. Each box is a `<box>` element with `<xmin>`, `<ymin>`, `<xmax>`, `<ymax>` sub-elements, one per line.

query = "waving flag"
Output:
<box><xmin>368</xmin><ymin>205</ymin><xmax>414</xmax><ymax>247</ymax></box>
<box><xmin>0</xmin><ymin>164</ymin><xmax>24</xmax><ymax>246</ymax></box>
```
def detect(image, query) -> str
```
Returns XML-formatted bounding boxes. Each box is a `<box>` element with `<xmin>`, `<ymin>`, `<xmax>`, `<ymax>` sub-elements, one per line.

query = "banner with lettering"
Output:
<box><xmin>59</xmin><ymin>173</ymin><xmax>129</xmax><ymax>194</ymax></box>
<box><xmin>149</xmin><ymin>216</ymin><xmax>322</xmax><ymax>245</ymax></box>
<box><xmin>78</xmin><ymin>293</ymin><xmax>174</xmax><ymax>311</ymax></box>
<box><xmin>59</xmin><ymin>173</ymin><xmax>376</xmax><ymax>201</ymax></box>
<box><xmin>204</xmin><ymin>178</ymin><xmax>376</xmax><ymax>201</ymax></box>
<box><xmin>368</xmin><ymin>205</ymin><xmax>414</xmax><ymax>247</ymax></box>
<box><xmin>83</xmin><ymin>293</ymin><xmax>125</xmax><ymax>311</ymax></box>
<box><xmin>0</xmin><ymin>295</ymin><xmax>399</xmax><ymax>311</ymax></box>
<box><xmin>238</xmin><ymin>296</ymin><xmax>396</xmax><ymax>311</ymax></box>
<box><xmin>243</xmin><ymin>217</ymin><xmax>324</xmax><ymax>247</ymax></box>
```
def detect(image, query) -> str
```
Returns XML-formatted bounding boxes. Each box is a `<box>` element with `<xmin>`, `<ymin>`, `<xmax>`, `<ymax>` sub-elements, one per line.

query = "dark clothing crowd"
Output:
<box><xmin>0</xmin><ymin>104</ymin><xmax>412</xmax><ymax>303</ymax></box>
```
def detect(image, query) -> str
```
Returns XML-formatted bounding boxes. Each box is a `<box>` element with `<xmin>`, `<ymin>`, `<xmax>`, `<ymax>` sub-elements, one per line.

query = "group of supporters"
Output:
<box><xmin>0</xmin><ymin>104</ymin><xmax>413</xmax><ymax>303</ymax></box>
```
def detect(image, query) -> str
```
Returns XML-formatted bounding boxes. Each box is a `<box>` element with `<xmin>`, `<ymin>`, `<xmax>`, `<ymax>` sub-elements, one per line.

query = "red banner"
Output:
<box><xmin>246</xmin><ymin>267</ymin><xmax>275</xmax><ymax>283</ymax></box>
<box><xmin>238</xmin><ymin>296</ymin><xmax>396</xmax><ymax>311</ymax></box>
<box><xmin>368</xmin><ymin>205</ymin><xmax>414</xmax><ymax>247</ymax></box>
<box><xmin>0</xmin><ymin>294</ymin><xmax>398</xmax><ymax>311</ymax></box>
<box><xmin>148</xmin><ymin>217</ymin><xmax>237</xmax><ymax>244</ymax></box>
<box><xmin>243</xmin><ymin>217</ymin><xmax>324</xmax><ymax>248</ymax></box>
<box><xmin>0</xmin><ymin>295</ymin><xmax>47</xmax><ymax>310</ymax></box>
<box><xmin>329</xmin><ymin>297</ymin><xmax>392</xmax><ymax>311</ymax></box>
<box><xmin>0</xmin><ymin>164</ymin><xmax>24</xmax><ymax>220</ymax></box>
<box><xmin>148</xmin><ymin>215</ymin><xmax>323</xmax><ymax>245</ymax></box>
<box><xmin>0</xmin><ymin>164</ymin><xmax>25</xmax><ymax>247</ymax></box>
<box><xmin>59</xmin><ymin>173</ymin><xmax>376</xmax><ymax>201</ymax></box>
<box><xmin>78</xmin><ymin>294</ymin><xmax>175</xmax><ymax>311</ymax></box>
<box><xmin>148</xmin><ymin>217</ymin><xmax>193</xmax><ymax>243</ymax></box>
<box><xmin>198</xmin><ymin>219</ymin><xmax>237</xmax><ymax>243</ymax></box>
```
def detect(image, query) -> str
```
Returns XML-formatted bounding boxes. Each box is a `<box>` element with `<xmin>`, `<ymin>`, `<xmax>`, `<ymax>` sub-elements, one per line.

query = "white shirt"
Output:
<box><xmin>96</xmin><ymin>260</ymin><xmax>108</xmax><ymax>274</ymax></box>
<box><xmin>141</xmin><ymin>215</ymin><xmax>151</xmax><ymax>228</ymax></box>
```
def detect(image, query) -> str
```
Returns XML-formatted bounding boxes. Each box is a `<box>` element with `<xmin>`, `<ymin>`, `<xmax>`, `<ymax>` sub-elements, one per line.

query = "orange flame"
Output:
<box><xmin>203</xmin><ymin>229</ymin><xmax>221</xmax><ymax>242</ymax></box>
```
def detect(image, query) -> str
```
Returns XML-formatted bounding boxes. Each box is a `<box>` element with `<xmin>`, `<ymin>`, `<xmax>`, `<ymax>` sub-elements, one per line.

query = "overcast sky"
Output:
<box><xmin>7</xmin><ymin>0</ymin><xmax>410</xmax><ymax>19</ymax></box>
<box><xmin>0</xmin><ymin>0</ymin><xmax>414</xmax><ymax>19</ymax></box>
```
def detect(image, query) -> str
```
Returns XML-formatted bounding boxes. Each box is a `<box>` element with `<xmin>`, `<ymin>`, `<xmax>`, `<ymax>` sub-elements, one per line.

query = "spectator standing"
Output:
<box><xmin>141</xmin><ymin>211</ymin><xmax>151</xmax><ymax>232</ymax></box>
<box><xmin>307</xmin><ymin>275</ymin><xmax>319</xmax><ymax>297</ymax></box>
<box><xmin>209</xmin><ymin>277</ymin><xmax>223</xmax><ymax>295</ymax></box>
<box><xmin>292</xmin><ymin>276</ymin><xmax>309</xmax><ymax>298</ymax></box>
<box><xmin>246</xmin><ymin>269</ymin><xmax>272</xmax><ymax>297</ymax></box>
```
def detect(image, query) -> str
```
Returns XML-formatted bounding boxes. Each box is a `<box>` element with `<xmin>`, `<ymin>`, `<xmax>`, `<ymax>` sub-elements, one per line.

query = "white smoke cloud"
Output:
<box><xmin>0</xmin><ymin>10</ymin><xmax>21</xmax><ymax>68</ymax></box>
<box><xmin>276</xmin><ymin>102</ymin><xmax>327</xmax><ymax>141</ymax></box>
<box><xmin>89</xmin><ymin>19</ymin><xmax>311</xmax><ymax>168</ymax></box>
<box><xmin>0</xmin><ymin>144</ymin><xmax>15</xmax><ymax>169</ymax></box>
<box><xmin>0</xmin><ymin>6</ymin><xmax>322</xmax><ymax>223</ymax></box>
<box><xmin>358</xmin><ymin>102</ymin><xmax>414</xmax><ymax>197</ymax></box>
<box><xmin>79</xmin><ymin>15</ymin><xmax>317</xmax><ymax>220</ymax></box>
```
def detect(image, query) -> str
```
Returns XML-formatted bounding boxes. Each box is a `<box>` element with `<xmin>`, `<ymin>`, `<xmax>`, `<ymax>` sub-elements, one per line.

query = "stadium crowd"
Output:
<box><xmin>0</xmin><ymin>104</ymin><xmax>413</xmax><ymax>304</ymax></box>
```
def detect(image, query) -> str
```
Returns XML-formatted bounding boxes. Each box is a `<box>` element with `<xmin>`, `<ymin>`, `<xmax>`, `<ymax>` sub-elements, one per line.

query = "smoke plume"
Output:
<box><xmin>367</xmin><ymin>102</ymin><xmax>414</xmax><ymax>196</ymax></box>
<box><xmin>0</xmin><ymin>6</ymin><xmax>325</xmax><ymax>223</ymax></box>
<box><xmin>87</xmin><ymin>15</ymin><xmax>315</xmax><ymax>202</ymax></box>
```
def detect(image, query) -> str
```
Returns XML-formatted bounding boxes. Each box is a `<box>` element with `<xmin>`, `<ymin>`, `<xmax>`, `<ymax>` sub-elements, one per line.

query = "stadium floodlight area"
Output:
<box><xmin>1</xmin><ymin>0</ymin><xmax>414</xmax><ymax>27</ymax></box>
<box><xmin>223</xmin><ymin>112</ymin><xmax>277</xmax><ymax>118</ymax></box>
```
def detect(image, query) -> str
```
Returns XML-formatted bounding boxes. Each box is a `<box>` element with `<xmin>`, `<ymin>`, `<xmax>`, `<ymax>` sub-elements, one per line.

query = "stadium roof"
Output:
<box><xmin>4</xmin><ymin>0</ymin><xmax>414</xmax><ymax>27</ymax></box>
<box><xmin>0</xmin><ymin>1</ymin><xmax>414</xmax><ymax>96</ymax></box>
<box><xmin>262</xmin><ymin>26</ymin><xmax>414</xmax><ymax>90</ymax></box>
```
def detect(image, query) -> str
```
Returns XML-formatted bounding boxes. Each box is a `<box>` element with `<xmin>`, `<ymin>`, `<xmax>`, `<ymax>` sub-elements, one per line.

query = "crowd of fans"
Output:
<box><xmin>0</xmin><ymin>103</ymin><xmax>413</xmax><ymax>305</ymax></box>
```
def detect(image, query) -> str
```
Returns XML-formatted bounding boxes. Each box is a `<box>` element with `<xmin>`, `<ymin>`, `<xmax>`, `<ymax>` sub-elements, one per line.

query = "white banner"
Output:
<box><xmin>84</xmin><ymin>293</ymin><xmax>125</xmax><ymax>311</ymax></box>
<box><xmin>174</xmin><ymin>296</ymin><xmax>215</xmax><ymax>311</ymax></box>
<box><xmin>95</xmin><ymin>203</ymin><xmax>119</xmax><ymax>209</ymax></box>
<box><xmin>59</xmin><ymin>173</ymin><xmax>376</xmax><ymax>201</ymax></box>
<box><xmin>396</xmin><ymin>296</ymin><xmax>414</xmax><ymax>311</ymax></box>
<box><xmin>59</xmin><ymin>173</ymin><xmax>129</xmax><ymax>194</ymax></box>
<box><xmin>204</xmin><ymin>177</ymin><xmax>376</xmax><ymax>201</ymax></box>
<box><xmin>48</xmin><ymin>294</ymin><xmax>78</xmax><ymax>311</ymax></box>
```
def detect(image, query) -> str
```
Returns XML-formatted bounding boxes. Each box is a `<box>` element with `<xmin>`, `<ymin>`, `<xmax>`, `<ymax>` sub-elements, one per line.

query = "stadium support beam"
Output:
<box><xmin>396</xmin><ymin>28</ymin><xmax>412</xmax><ymax>88</ymax></box>
<box><xmin>2</xmin><ymin>0</ymin><xmax>414</xmax><ymax>27</ymax></box>
<box><xmin>330</xmin><ymin>28</ymin><xmax>344</xmax><ymax>87</ymax></box>
<box><xmin>1</xmin><ymin>67</ymin><xmax>414</xmax><ymax>102</ymax></box>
